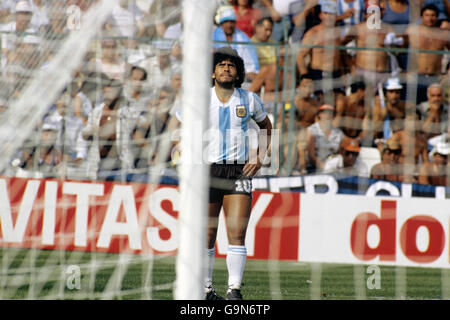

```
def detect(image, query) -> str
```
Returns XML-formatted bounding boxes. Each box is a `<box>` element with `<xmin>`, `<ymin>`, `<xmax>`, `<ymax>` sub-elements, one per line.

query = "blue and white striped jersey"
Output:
<box><xmin>206</xmin><ymin>87</ymin><xmax>267</xmax><ymax>164</ymax></box>
<box><xmin>172</xmin><ymin>87</ymin><xmax>267</xmax><ymax>164</ymax></box>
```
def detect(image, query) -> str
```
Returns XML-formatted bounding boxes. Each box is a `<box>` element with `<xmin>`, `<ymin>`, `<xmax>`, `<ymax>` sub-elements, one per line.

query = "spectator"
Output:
<box><xmin>168</xmin><ymin>64</ymin><xmax>182</xmax><ymax>116</ymax></box>
<box><xmin>390</xmin><ymin>111</ymin><xmax>429</xmax><ymax>182</ymax></box>
<box><xmin>108</xmin><ymin>0</ymin><xmax>144</xmax><ymax>38</ymax></box>
<box><xmin>124</xmin><ymin>65</ymin><xmax>152</xmax><ymax>117</ymax></box>
<box><xmin>418</xmin><ymin>141</ymin><xmax>450</xmax><ymax>186</ymax></box>
<box><xmin>0</xmin><ymin>0</ymin><xmax>14</xmax><ymax>24</ymax></box>
<box><xmin>405</xmin><ymin>4</ymin><xmax>450</xmax><ymax>104</ymax></box>
<box><xmin>440</xmin><ymin>19</ymin><xmax>450</xmax><ymax>74</ymax></box>
<box><xmin>14</xmin><ymin>34</ymin><xmax>42</xmax><ymax>70</ymax></box>
<box><xmin>335</xmin><ymin>80</ymin><xmax>369</xmax><ymax>141</ymax></box>
<box><xmin>132</xmin><ymin>85</ymin><xmax>176</xmax><ymax>169</ymax></box>
<box><xmin>249</xmin><ymin>16</ymin><xmax>279</xmax><ymax>97</ymax></box>
<box><xmin>142</xmin><ymin>41</ymin><xmax>176</xmax><ymax>91</ymax></box>
<box><xmin>342</xmin><ymin>0</ymin><xmax>399</xmax><ymax>86</ymax></box>
<box><xmin>45</xmin><ymin>92</ymin><xmax>85</xmax><ymax>163</ymax></box>
<box><xmin>290</xmin><ymin>0</ymin><xmax>321</xmax><ymax>42</ymax></box>
<box><xmin>73</xmin><ymin>71</ymin><xmax>110</xmax><ymax>123</ymax></box>
<box><xmin>382</xmin><ymin>0</ymin><xmax>410</xmax><ymax>27</ymax></box>
<box><xmin>418</xmin><ymin>83</ymin><xmax>448</xmax><ymax>139</ymax></box>
<box><xmin>370</xmin><ymin>137</ymin><xmax>403</xmax><ymax>182</ymax></box>
<box><xmin>420</xmin><ymin>0</ymin><xmax>450</xmax><ymax>21</ymax></box>
<box><xmin>336</xmin><ymin>0</ymin><xmax>366</xmax><ymax>35</ymax></box>
<box><xmin>277</xmin><ymin>74</ymin><xmax>318</xmax><ymax>174</ymax></box>
<box><xmin>43</xmin><ymin>1</ymin><xmax>68</xmax><ymax>38</ymax></box>
<box><xmin>93</xmin><ymin>38</ymin><xmax>127</xmax><ymax>83</ymax></box>
<box><xmin>372</xmin><ymin>77</ymin><xmax>406</xmax><ymax>140</ymax></box>
<box><xmin>16</xmin><ymin>120</ymin><xmax>63</xmax><ymax>178</ymax></box>
<box><xmin>137</xmin><ymin>0</ymin><xmax>180</xmax><ymax>40</ymax></box>
<box><xmin>259</xmin><ymin>0</ymin><xmax>313</xmax><ymax>42</ymax></box>
<box><xmin>212</xmin><ymin>5</ymin><xmax>260</xmax><ymax>84</ymax></box>
<box><xmin>323</xmin><ymin>136</ymin><xmax>369</xmax><ymax>177</ymax></box>
<box><xmin>428</xmin><ymin>120</ymin><xmax>449</xmax><ymax>143</ymax></box>
<box><xmin>0</xmin><ymin>1</ymin><xmax>38</xmax><ymax>62</ymax></box>
<box><xmin>381</xmin><ymin>0</ymin><xmax>410</xmax><ymax>71</ymax></box>
<box><xmin>306</xmin><ymin>104</ymin><xmax>345</xmax><ymax>171</ymax></box>
<box><xmin>294</xmin><ymin>73</ymin><xmax>320</xmax><ymax>129</ymax></box>
<box><xmin>296</xmin><ymin>1</ymin><xmax>344</xmax><ymax>85</ymax></box>
<box><xmin>79</xmin><ymin>80</ymin><xmax>134</xmax><ymax>181</ymax></box>
<box><xmin>230</xmin><ymin>0</ymin><xmax>262</xmax><ymax>38</ymax></box>
<box><xmin>163</xmin><ymin>18</ymin><xmax>183</xmax><ymax>40</ymax></box>
<box><xmin>29</xmin><ymin>0</ymin><xmax>49</xmax><ymax>32</ymax></box>
<box><xmin>72</xmin><ymin>82</ymin><xmax>94</xmax><ymax>125</ymax></box>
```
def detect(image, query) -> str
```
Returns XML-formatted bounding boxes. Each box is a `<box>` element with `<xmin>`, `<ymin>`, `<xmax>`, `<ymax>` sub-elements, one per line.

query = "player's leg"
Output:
<box><xmin>222</xmin><ymin>193</ymin><xmax>252</xmax><ymax>300</ymax></box>
<box><xmin>204</xmin><ymin>194</ymin><xmax>224</xmax><ymax>300</ymax></box>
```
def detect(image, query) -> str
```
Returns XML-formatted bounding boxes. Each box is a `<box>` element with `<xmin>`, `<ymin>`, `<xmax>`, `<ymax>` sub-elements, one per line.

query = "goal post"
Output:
<box><xmin>174</xmin><ymin>0</ymin><xmax>216</xmax><ymax>300</ymax></box>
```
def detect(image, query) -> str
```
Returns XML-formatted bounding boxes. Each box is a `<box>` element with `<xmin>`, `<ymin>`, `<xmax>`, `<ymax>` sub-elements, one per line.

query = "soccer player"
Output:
<box><xmin>205</xmin><ymin>47</ymin><xmax>272</xmax><ymax>300</ymax></box>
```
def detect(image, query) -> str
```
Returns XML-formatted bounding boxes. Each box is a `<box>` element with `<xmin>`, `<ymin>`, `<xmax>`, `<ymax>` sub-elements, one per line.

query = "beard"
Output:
<box><xmin>216</xmin><ymin>79</ymin><xmax>234</xmax><ymax>89</ymax></box>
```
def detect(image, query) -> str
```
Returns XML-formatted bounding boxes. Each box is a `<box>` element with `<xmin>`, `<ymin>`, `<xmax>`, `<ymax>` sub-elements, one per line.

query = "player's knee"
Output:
<box><xmin>228</xmin><ymin>233</ymin><xmax>246</xmax><ymax>246</ymax></box>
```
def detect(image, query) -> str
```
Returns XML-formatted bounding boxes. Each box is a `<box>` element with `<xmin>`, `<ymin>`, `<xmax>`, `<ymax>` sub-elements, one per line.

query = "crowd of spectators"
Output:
<box><xmin>0</xmin><ymin>0</ymin><xmax>449</xmax><ymax>187</ymax></box>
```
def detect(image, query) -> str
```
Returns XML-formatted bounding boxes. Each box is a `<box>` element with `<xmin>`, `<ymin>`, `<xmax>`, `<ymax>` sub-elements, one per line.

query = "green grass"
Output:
<box><xmin>0</xmin><ymin>247</ymin><xmax>448</xmax><ymax>300</ymax></box>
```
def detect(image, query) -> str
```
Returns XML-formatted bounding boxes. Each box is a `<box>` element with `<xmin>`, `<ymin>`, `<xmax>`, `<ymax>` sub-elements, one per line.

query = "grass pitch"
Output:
<box><xmin>0</xmin><ymin>248</ymin><xmax>448</xmax><ymax>300</ymax></box>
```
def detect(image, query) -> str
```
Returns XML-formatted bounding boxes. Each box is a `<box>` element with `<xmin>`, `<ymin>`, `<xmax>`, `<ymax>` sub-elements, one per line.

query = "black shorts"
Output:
<box><xmin>209</xmin><ymin>163</ymin><xmax>253</xmax><ymax>203</ymax></box>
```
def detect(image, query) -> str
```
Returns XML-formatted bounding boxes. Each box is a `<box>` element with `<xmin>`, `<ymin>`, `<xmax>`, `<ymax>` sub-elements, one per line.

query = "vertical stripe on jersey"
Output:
<box><xmin>238</xmin><ymin>88</ymin><xmax>249</xmax><ymax>162</ymax></box>
<box><xmin>219</xmin><ymin>106</ymin><xmax>230</xmax><ymax>162</ymax></box>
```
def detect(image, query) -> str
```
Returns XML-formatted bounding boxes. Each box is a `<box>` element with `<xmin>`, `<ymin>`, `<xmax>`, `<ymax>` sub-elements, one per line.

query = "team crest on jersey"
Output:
<box><xmin>235</xmin><ymin>105</ymin><xmax>247</xmax><ymax>118</ymax></box>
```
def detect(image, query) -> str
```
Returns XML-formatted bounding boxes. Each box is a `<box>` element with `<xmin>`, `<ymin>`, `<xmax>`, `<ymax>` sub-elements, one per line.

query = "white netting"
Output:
<box><xmin>0</xmin><ymin>0</ymin><xmax>449</xmax><ymax>301</ymax></box>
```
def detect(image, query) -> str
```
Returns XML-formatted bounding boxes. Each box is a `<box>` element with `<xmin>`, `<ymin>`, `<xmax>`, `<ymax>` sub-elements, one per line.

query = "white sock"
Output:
<box><xmin>204</xmin><ymin>247</ymin><xmax>215</xmax><ymax>290</ymax></box>
<box><xmin>226</xmin><ymin>245</ymin><xmax>247</xmax><ymax>290</ymax></box>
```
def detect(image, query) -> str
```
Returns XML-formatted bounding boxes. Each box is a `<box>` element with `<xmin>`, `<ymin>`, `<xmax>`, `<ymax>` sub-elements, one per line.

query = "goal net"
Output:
<box><xmin>0</xmin><ymin>0</ymin><xmax>201</xmax><ymax>300</ymax></box>
<box><xmin>0</xmin><ymin>0</ymin><xmax>449</xmax><ymax>301</ymax></box>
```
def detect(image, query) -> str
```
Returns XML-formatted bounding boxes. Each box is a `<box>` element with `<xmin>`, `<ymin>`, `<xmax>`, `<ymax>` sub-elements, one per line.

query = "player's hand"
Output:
<box><xmin>243</xmin><ymin>157</ymin><xmax>262</xmax><ymax>178</ymax></box>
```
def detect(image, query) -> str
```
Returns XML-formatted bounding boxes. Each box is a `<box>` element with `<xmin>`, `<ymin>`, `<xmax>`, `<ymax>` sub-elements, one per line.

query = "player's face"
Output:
<box><xmin>422</xmin><ymin>9</ymin><xmax>438</xmax><ymax>27</ymax></box>
<box><xmin>213</xmin><ymin>59</ymin><xmax>238</xmax><ymax>89</ymax></box>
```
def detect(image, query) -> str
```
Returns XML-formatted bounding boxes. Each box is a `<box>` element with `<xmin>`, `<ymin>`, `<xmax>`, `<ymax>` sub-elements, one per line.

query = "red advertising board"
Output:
<box><xmin>0</xmin><ymin>177</ymin><xmax>299</xmax><ymax>260</ymax></box>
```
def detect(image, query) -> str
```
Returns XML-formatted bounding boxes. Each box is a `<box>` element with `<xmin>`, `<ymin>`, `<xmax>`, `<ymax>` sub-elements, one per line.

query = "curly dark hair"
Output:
<box><xmin>230</xmin><ymin>0</ymin><xmax>255</xmax><ymax>7</ymax></box>
<box><xmin>212</xmin><ymin>46</ymin><xmax>245</xmax><ymax>88</ymax></box>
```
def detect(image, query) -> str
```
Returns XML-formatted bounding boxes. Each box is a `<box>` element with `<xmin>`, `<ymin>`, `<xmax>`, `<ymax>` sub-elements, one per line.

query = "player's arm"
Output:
<box><xmin>243</xmin><ymin>116</ymin><xmax>272</xmax><ymax>177</ymax></box>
